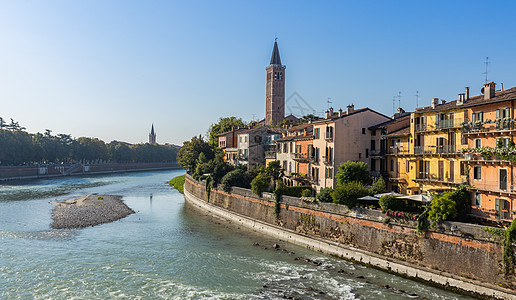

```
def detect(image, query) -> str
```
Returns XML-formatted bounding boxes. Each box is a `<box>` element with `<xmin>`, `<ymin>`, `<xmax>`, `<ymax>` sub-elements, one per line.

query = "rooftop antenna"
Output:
<box><xmin>252</xmin><ymin>114</ymin><xmax>257</xmax><ymax>122</ymax></box>
<box><xmin>415</xmin><ymin>91</ymin><xmax>420</xmax><ymax>108</ymax></box>
<box><xmin>483</xmin><ymin>56</ymin><xmax>489</xmax><ymax>83</ymax></box>
<box><xmin>397</xmin><ymin>91</ymin><xmax>402</xmax><ymax>109</ymax></box>
<box><xmin>327</xmin><ymin>97</ymin><xmax>332</xmax><ymax>110</ymax></box>
<box><xmin>392</xmin><ymin>96</ymin><xmax>396</xmax><ymax>115</ymax></box>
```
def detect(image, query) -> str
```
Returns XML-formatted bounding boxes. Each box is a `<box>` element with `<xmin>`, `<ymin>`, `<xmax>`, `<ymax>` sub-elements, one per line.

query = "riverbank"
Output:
<box><xmin>184</xmin><ymin>174</ymin><xmax>516</xmax><ymax>300</ymax></box>
<box><xmin>0</xmin><ymin>162</ymin><xmax>181</xmax><ymax>182</ymax></box>
<box><xmin>51</xmin><ymin>194</ymin><xmax>135</xmax><ymax>229</ymax></box>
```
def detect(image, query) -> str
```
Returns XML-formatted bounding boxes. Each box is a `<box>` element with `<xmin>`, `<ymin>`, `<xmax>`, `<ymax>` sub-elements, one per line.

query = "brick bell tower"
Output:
<box><xmin>265</xmin><ymin>39</ymin><xmax>286</xmax><ymax>126</ymax></box>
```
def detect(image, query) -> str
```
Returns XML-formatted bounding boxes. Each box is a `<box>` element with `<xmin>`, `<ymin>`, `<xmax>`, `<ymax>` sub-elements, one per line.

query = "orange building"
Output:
<box><xmin>461</xmin><ymin>82</ymin><xmax>516</xmax><ymax>223</ymax></box>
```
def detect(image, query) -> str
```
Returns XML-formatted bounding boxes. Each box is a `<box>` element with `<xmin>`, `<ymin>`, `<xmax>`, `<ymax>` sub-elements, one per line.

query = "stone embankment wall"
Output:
<box><xmin>0</xmin><ymin>162</ymin><xmax>180</xmax><ymax>181</ymax></box>
<box><xmin>184</xmin><ymin>174</ymin><xmax>516</xmax><ymax>299</ymax></box>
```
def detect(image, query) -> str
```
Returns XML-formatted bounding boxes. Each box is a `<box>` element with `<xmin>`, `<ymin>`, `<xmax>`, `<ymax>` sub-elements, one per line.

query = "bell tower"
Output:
<box><xmin>265</xmin><ymin>39</ymin><xmax>286</xmax><ymax>126</ymax></box>
<box><xmin>149</xmin><ymin>124</ymin><xmax>156</xmax><ymax>144</ymax></box>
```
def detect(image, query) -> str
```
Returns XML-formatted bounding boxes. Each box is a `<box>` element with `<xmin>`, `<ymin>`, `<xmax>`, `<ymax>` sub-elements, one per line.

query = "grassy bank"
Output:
<box><xmin>169</xmin><ymin>174</ymin><xmax>186</xmax><ymax>193</ymax></box>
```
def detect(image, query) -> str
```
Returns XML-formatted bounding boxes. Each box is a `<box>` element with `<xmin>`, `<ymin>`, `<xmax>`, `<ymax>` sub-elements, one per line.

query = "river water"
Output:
<box><xmin>0</xmin><ymin>170</ymin><xmax>473</xmax><ymax>299</ymax></box>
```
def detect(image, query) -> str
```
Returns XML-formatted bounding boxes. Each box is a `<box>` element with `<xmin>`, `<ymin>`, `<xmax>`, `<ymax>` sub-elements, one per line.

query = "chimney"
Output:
<box><xmin>465</xmin><ymin>87</ymin><xmax>470</xmax><ymax>100</ymax></box>
<box><xmin>457</xmin><ymin>93</ymin><xmax>465</xmax><ymax>106</ymax></box>
<box><xmin>338</xmin><ymin>108</ymin><xmax>343</xmax><ymax>117</ymax></box>
<box><xmin>346</xmin><ymin>104</ymin><xmax>354</xmax><ymax>114</ymax></box>
<box><xmin>431</xmin><ymin>98</ymin><xmax>439</xmax><ymax>109</ymax></box>
<box><xmin>501</xmin><ymin>83</ymin><xmax>504</xmax><ymax>91</ymax></box>
<box><xmin>483</xmin><ymin>82</ymin><xmax>496</xmax><ymax>100</ymax></box>
<box><xmin>329</xmin><ymin>107</ymin><xmax>334</xmax><ymax>117</ymax></box>
<box><xmin>325</xmin><ymin>110</ymin><xmax>330</xmax><ymax>119</ymax></box>
<box><xmin>397</xmin><ymin>107</ymin><xmax>405</xmax><ymax>114</ymax></box>
<box><xmin>440</xmin><ymin>100</ymin><xmax>446</xmax><ymax>105</ymax></box>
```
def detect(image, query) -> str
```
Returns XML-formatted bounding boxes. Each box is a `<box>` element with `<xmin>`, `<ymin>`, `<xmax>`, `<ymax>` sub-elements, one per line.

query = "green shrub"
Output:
<box><xmin>336</xmin><ymin>161</ymin><xmax>370</xmax><ymax>186</ymax></box>
<box><xmin>301</xmin><ymin>189</ymin><xmax>312</xmax><ymax>197</ymax></box>
<box><xmin>332</xmin><ymin>181</ymin><xmax>369</xmax><ymax>208</ymax></box>
<box><xmin>169</xmin><ymin>174</ymin><xmax>186</xmax><ymax>193</ymax></box>
<box><xmin>428</xmin><ymin>192</ymin><xmax>457</xmax><ymax>227</ymax></box>
<box><xmin>379</xmin><ymin>195</ymin><xmax>404</xmax><ymax>211</ymax></box>
<box><xmin>221</xmin><ymin>168</ymin><xmax>246</xmax><ymax>192</ymax></box>
<box><xmin>97</xmin><ymin>196</ymin><xmax>103</xmax><ymax>200</ymax></box>
<box><xmin>316</xmin><ymin>187</ymin><xmax>333</xmax><ymax>203</ymax></box>
<box><xmin>251</xmin><ymin>172</ymin><xmax>271</xmax><ymax>197</ymax></box>
<box><xmin>280</xmin><ymin>186</ymin><xmax>313</xmax><ymax>197</ymax></box>
<box><xmin>369</xmin><ymin>177</ymin><xmax>386</xmax><ymax>195</ymax></box>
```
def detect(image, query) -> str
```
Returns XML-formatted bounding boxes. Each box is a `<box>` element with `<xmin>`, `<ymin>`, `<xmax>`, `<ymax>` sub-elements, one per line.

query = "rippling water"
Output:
<box><xmin>0</xmin><ymin>170</ymin><xmax>473</xmax><ymax>299</ymax></box>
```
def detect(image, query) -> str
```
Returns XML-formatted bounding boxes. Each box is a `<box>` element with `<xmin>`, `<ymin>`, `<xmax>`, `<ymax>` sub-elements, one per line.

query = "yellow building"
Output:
<box><xmin>408</xmin><ymin>96</ymin><xmax>468</xmax><ymax>194</ymax></box>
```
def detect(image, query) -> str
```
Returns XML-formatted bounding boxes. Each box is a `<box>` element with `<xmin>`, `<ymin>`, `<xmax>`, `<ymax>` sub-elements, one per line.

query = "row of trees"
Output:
<box><xmin>0</xmin><ymin>118</ymin><xmax>179</xmax><ymax>166</ymax></box>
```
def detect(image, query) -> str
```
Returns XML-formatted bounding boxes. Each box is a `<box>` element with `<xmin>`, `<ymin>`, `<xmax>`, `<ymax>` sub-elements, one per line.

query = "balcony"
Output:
<box><xmin>413</xmin><ymin>145</ymin><xmax>457</xmax><ymax>155</ymax></box>
<box><xmin>291</xmin><ymin>153</ymin><xmax>310</xmax><ymax>162</ymax></box>
<box><xmin>414</xmin><ymin>124</ymin><xmax>427</xmax><ymax>132</ymax></box>
<box><xmin>435</xmin><ymin>145</ymin><xmax>456</xmax><ymax>154</ymax></box>
<box><xmin>265</xmin><ymin>151</ymin><xmax>277</xmax><ymax>159</ymax></box>
<box><xmin>370</xmin><ymin>149</ymin><xmax>385</xmax><ymax>157</ymax></box>
<box><xmin>463</xmin><ymin>119</ymin><xmax>516</xmax><ymax>136</ymax></box>
<box><xmin>414</xmin><ymin>172</ymin><xmax>463</xmax><ymax>185</ymax></box>
<box><xmin>415</xmin><ymin>118</ymin><xmax>464</xmax><ymax>132</ymax></box>
<box><xmin>322</xmin><ymin>155</ymin><xmax>332</xmax><ymax>165</ymax></box>
<box><xmin>388</xmin><ymin>147</ymin><xmax>409</xmax><ymax>155</ymax></box>
<box><xmin>325</xmin><ymin>132</ymin><xmax>333</xmax><ymax>142</ymax></box>
<box><xmin>469</xmin><ymin>182</ymin><xmax>516</xmax><ymax>195</ymax></box>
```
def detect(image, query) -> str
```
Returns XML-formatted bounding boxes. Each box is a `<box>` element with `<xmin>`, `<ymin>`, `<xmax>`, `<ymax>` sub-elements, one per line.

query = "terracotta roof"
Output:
<box><xmin>383</xmin><ymin>126</ymin><xmax>410</xmax><ymax>138</ymax></box>
<box><xmin>288</xmin><ymin>123</ymin><xmax>313</xmax><ymax>131</ymax></box>
<box><xmin>216</xmin><ymin>128</ymin><xmax>248</xmax><ymax>137</ymax></box>
<box><xmin>414</xmin><ymin>86</ymin><xmax>516</xmax><ymax>113</ymax></box>
<box><xmin>368</xmin><ymin>114</ymin><xmax>411</xmax><ymax>130</ymax></box>
<box><xmin>312</xmin><ymin>107</ymin><xmax>389</xmax><ymax>124</ymax></box>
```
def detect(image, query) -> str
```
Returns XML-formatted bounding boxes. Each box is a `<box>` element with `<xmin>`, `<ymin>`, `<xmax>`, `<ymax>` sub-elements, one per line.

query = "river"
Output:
<box><xmin>0</xmin><ymin>170</ymin><xmax>473</xmax><ymax>299</ymax></box>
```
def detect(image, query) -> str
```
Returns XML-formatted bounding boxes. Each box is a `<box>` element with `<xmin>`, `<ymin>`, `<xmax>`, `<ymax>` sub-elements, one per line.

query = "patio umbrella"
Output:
<box><xmin>374</xmin><ymin>192</ymin><xmax>402</xmax><ymax>198</ymax></box>
<box><xmin>358</xmin><ymin>195</ymin><xmax>379</xmax><ymax>201</ymax></box>
<box><xmin>398</xmin><ymin>194</ymin><xmax>431</xmax><ymax>202</ymax></box>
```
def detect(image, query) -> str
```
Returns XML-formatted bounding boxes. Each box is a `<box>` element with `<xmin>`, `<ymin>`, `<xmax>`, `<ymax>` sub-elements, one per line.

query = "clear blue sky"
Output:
<box><xmin>1</xmin><ymin>1</ymin><xmax>515</xmax><ymax>145</ymax></box>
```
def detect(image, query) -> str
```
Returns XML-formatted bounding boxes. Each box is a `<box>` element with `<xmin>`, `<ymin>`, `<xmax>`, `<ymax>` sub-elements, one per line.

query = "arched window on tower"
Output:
<box><xmin>279</xmin><ymin>73</ymin><xmax>283</xmax><ymax>80</ymax></box>
<box><xmin>274</xmin><ymin>72</ymin><xmax>278</xmax><ymax>80</ymax></box>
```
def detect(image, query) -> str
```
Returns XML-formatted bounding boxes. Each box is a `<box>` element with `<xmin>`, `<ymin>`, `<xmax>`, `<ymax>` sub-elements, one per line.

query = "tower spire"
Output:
<box><xmin>270</xmin><ymin>39</ymin><xmax>282</xmax><ymax>65</ymax></box>
<box><xmin>149</xmin><ymin>124</ymin><xmax>156</xmax><ymax>144</ymax></box>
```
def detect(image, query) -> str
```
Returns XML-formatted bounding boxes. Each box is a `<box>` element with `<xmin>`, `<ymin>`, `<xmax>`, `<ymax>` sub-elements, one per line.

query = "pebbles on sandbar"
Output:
<box><xmin>50</xmin><ymin>194</ymin><xmax>135</xmax><ymax>229</ymax></box>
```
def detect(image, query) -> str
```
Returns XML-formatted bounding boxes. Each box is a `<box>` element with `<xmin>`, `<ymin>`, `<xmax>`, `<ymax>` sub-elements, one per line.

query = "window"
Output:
<box><xmin>472</xmin><ymin>111</ymin><xmax>483</xmax><ymax>123</ymax></box>
<box><xmin>390</xmin><ymin>159</ymin><xmax>394</xmax><ymax>172</ymax></box>
<box><xmin>371</xmin><ymin>140</ymin><xmax>376</xmax><ymax>150</ymax></box>
<box><xmin>406</xmin><ymin>161</ymin><xmax>410</xmax><ymax>173</ymax></box>
<box><xmin>371</xmin><ymin>130</ymin><xmax>376</xmax><ymax>136</ymax></box>
<box><xmin>474</xmin><ymin>166</ymin><xmax>481</xmax><ymax>180</ymax></box>
<box><xmin>362</xmin><ymin>128</ymin><xmax>366</xmax><ymax>134</ymax></box>
<box><xmin>496</xmin><ymin>138</ymin><xmax>510</xmax><ymax>148</ymax></box>
<box><xmin>460</xmin><ymin>161</ymin><xmax>466</xmax><ymax>176</ymax></box>
<box><xmin>475</xmin><ymin>139</ymin><xmax>481</xmax><ymax>148</ymax></box>
<box><xmin>279</xmin><ymin>73</ymin><xmax>283</xmax><ymax>80</ymax></box>
<box><xmin>371</xmin><ymin>159</ymin><xmax>376</xmax><ymax>171</ymax></box>
<box><xmin>366</xmin><ymin>149</ymin><xmax>369</xmax><ymax>158</ymax></box>
<box><xmin>359</xmin><ymin>153</ymin><xmax>362</xmax><ymax>159</ymax></box>
<box><xmin>474</xmin><ymin>193</ymin><xmax>482</xmax><ymax>207</ymax></box>
<box><xmin>461</xmin><ymin>133</ymin><xmax>467</xmax><ymax>146</ymax></box>
<box><xmin>314</xmin><ymin>128</ymin><xmax>320</xmax><ymax>139</ymax></box>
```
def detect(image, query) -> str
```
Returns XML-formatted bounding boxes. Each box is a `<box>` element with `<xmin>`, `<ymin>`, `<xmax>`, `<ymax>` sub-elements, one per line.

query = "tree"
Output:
<box><xmin>316</xmin><ymin>187</ymin><xmax>333</xmax><ymax>203</ymax></box>
<box><xmin>428</xmin><ymin>192</ymin><xmax>457</xmax><ymax>227</ymax></box>
<box><xmin>369</xmin><ymin>177</ymin><xmax>386</xmax><ymax>195</ymax></box>
<box><xmin>299</xmin><ymin>114</ymin><xmax>321</xmax><ymax>123</ymax></box>
<box><xmin>336</xmin><ymin>161</ymin><xmax>370</xmax><ymax>186</ymax></box>
<box><xmin>207</xmin><ymin>117</ymin><xmax>247</xmax><ymax>147</ymax></box>
<box><xmin>176</xmin><ymin>135</ymin><xmax>214</xmax><ymax>171</ymax></box>
<box><xmin>379</xmin><ymin>195</ymin><xmax>404</xmax><ymax>211</ymax></box>
<box><xmin>332</xmin><ymin>181</ymin><xmax>369</xmax><ymax>208</ymax></box>
<box><xmin>251</xmin><ymin>172</ymin><xmax>271</xmax><ymax>197</ymax></box>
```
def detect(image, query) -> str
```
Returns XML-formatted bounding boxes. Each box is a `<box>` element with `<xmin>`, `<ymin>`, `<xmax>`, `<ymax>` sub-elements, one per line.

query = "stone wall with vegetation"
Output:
<box><xmin>185</xmin><ymin>174</ymin><xmax>515</xmax><ymax>290</ymax></box>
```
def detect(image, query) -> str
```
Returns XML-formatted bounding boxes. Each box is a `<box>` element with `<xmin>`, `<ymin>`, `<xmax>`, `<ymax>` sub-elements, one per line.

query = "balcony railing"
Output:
<box><xmin>265</xmin><ymin>151</ymin><xmax>277</xmax><ymax>159</ymax></box>
<box><xmin>325</xmin><ymin>132</ymin><xmax>333</xmax><ymax>141</ymax></box>
<box><xmin>415</xmin><ymin>118</ymin><xmax>464</xmax><ymax>132</ymax></box>
<box><xmin>435</xmin><ymin>145</ymin><xmax>456</xmax><ymax>154</ymax></box>
<box><xmin>388</xmin><ymin>147</ymin><xmax>409</xmax><ymax>155</ymax></box>
<box><xmin>413</xmin><ymin>145</ymin><xmax>457</xmax><ymax>155</ymax></box>
<box><xmin>291</xmin><ymin>153</ymin><xmax>310</xmax><ymax>162</ymax></box>
<box><xmin>463</xmin><ymin>119</ymin><xmax>516</xmax><ymax>134</ymax></box>
<box><xmin>322</xmin><ymin>155</ymin><xmax>332</xmax><ymax>165</ymax></box>
<box><xmin>370</xmin><ymin>149</ymin><xmax>384</xmax><ymax>157</ymax></box>
<box><xmin>470</xmin><ymin>182</ymin><xmax>516</xmax><ymax>194</ymax></box>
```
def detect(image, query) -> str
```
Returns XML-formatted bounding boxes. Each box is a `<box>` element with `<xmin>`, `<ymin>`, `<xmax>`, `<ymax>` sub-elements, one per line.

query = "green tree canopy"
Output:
<box><xmin>177</xmin><ymin>135</ymin><xmax>214</xmax><ymax>171</ymax></box>
<box><xmin>336</xmin><ymin>161</ymin><xmax>370</xmax><ymax>186</ymax></box>
<box><xmin>207</xmin><ymin>117</ymin><xmax>247</xmax><ymax>146</ymax></box>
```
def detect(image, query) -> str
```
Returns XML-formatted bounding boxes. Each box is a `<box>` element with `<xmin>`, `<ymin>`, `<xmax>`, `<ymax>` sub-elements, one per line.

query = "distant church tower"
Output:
<box><xmin>265</xmin><ymin>39</ymin><xmax>286</xmax><ymax>126</ymax></box>
<box><xmin>149</xmin><ymin>124</ymin><xmax>156</xmax><ymax>144</ymax></box>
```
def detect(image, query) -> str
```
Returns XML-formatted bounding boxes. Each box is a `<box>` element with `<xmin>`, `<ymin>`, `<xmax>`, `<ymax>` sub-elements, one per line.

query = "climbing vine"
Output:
<box><xmin>205</xmin><ymin>176</ymin><xmax>212</xmax><ymax>203</ymax></box>
<box><xmin>273</xmin><ymin>188</ymin><xmax>282</xmax><ymax>218</ymax></box>
<box><xmin>503</xmin><ymin>218</ymin><xmax>516</xmax><ymax>277</ymax></box>
<box><xmin>416</xmin><ymin>206</ymin><xmax>430</xmax><ymax>234</ymax></box>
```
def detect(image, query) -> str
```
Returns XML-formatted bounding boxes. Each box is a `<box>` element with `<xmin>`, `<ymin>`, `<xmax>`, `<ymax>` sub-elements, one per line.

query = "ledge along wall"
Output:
<box><xmin>184</xmin><ymin>174</ymin><xmax>516</xmax><ymax>299</ymax></box>
<box><xmin>0</xmin><ymin>162</ymin><xmax>180</xmax><ymax>181</ymax></box>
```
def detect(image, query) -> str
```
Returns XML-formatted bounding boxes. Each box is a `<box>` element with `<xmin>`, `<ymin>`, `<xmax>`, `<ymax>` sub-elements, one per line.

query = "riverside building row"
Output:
<box><xmin>217</xmin><ymin>82</ymin><xmax>516</xmax><ymax>224</ymax></box>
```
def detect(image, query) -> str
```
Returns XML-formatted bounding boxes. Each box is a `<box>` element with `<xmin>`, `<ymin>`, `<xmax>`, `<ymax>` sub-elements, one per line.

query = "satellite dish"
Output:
<box><xmin>481</xmin><ymin>87</ymin><xmax>484</xmax><ymax>94</ymax></box>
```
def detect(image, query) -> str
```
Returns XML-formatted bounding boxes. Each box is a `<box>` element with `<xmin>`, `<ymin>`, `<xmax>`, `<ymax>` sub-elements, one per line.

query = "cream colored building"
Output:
<box><xmin>311</xmin><ymin>105</ymin><xmax>390</xmax><ymax>191</ymax></box>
